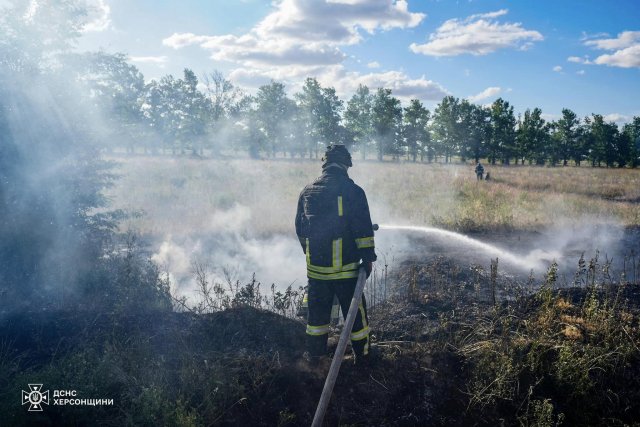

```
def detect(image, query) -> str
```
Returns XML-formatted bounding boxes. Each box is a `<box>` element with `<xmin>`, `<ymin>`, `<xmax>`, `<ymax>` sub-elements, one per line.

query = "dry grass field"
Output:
<box><xmin>101</xmin><ymin>155</ymin><xmax>640</xmax><ymax>292</ymax></box>
<box><xmin>107</xmin><ymin>155</ymin><xmax>640</xmax><ymax>236</ymax></box>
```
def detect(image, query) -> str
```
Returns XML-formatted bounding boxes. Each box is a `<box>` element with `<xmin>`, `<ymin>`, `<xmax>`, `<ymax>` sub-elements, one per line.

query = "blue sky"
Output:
<box><xmin>75</xmin><ymin>0</ymin><xmax>640</xmax><ymax>123</ymax></box>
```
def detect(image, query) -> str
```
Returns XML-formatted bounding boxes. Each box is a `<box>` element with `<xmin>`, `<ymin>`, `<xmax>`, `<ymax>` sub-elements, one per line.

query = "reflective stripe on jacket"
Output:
<box><xmin>295</xmin><ymin>165</ymin><xmax>376</xmax><ymax>280</ymax></box>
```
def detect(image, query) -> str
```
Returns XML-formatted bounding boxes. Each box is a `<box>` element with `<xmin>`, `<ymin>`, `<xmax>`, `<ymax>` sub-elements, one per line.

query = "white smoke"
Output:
<box><xmin>151</xmin><ymin>203</ymin><xmax>307</xmax><ymax>301</ymax></box>
<box><xmin>208</xmin><ymin>203</ymin><xmax>252</xmax><ymax>232</ymax></box>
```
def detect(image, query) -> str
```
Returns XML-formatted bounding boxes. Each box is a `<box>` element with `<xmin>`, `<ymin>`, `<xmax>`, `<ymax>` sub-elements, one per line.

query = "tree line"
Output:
<box><xmin>1</xmin><ymin>1</ymin><xmax>172</xmax><ymax>312</ymax></box>
<box><xmin>84</xmin><ymin>53</ymin><xmax>640</xmax><ymax>167</ymax></box>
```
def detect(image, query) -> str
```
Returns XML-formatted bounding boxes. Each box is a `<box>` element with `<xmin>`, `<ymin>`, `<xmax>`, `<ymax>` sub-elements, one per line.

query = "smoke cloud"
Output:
<box><xmin>151</xmin><ymin>233</ymin><xmax>306</xmax><ymax>299</ymax></box>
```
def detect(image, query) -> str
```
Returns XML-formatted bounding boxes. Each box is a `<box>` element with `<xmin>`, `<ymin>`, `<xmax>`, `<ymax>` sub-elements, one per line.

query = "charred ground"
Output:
<box><xmin>2</xmin><ymin>250</ymin><xmax>640</xmax><ymax>426</ymax></box>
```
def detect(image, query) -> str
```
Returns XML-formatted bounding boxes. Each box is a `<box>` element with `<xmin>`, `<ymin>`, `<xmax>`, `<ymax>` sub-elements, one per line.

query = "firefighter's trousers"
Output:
<box><xmin>305</xmin><ymin>277</ymin><xmax>370</xmax><ymax>357</ymax></box>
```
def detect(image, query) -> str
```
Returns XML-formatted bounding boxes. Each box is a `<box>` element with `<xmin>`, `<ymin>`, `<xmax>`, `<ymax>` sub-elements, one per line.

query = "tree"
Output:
<box><xmin>201</xmin><ymin>70</ymin><xmax>246</xmax><ymax>154</ymax></box>
<box><xmin>141</xmin><ymin>75</ymin><xmax>182</xmax><ymax>154</ymax></box>
<box><xmin>140</xmin><ymin>70</ymin><xmax>212</xmax><ymax>156</ymax></box>
<box><xmin>179</xmin><ymin>69</ymin><xmax>211</xmax><ymax>155</ymax></box>
<box><xmin>318</xmin><ymin>85</ymin><xmax>344</xmax><ymax>146</ymax></box>
<box><xmin>431</xmin><ymin>96</ymin><xmax>462</xmax><ymax>163</ymax></box>
<box><xmin>457</xmin><ymin>101</ymin><xmax>489</xmax><ymax>163</ymax></box>
<box><xmin>489</xmin><ymin>98</ymin><xmax>517</xmax><ymax>165</ymax></box>
<box><xmin>587</xmin><ymin>114</ymin><xmax>618</xmax><ymax>167</ymax></box>
<box><xmin>295</xmin><ymin>78</ymin><xmax>342</xmax><ymax>158</ymax></box>
<box><xmin>0</xmin><ymin>0</ymin><xmax>86</xmax><ymax>74</ymax></box>
<box><xmin>296</xmin><ymin>78</ymin><xmax>322</xmax><ymax>157</ymax></box>
<box><xmin>402</xmin><ymin>99</ymin><xmax>430</xmax><ymax>162</ymax></box>
<box><xmin>344</xmin><ymin>84</ymin><xmax>374</xmax><ymax>158</ymax></box>
<box><xmin>585</xmin><ymin>114</ymin><xmax>619</xmax><ymax>167</ymax></box>
<box><xmin>615</xmin><ymin>131</ymin><xmax>633</xmax><ymax>168</ymax></box>
<box><xmin>285</xmin><ymin>101</ymin><xmax>307</xmax><ymax>158</ymax></box>
<box><xmin>254</xmin><ymin>81</ymin><xmax>291</xmax><ymax>157</ymax></box>
<box><xmin>517</xmin><ymin>108</ymin><xmax>548</xmax><ymax>165</ymax></box>
<box><xmin>202</xmin><ymin>70</ymin><xmax>244</xmax><ymax>121</ymax></box>
<box><xmin>623</xmin><ymin>117</ymin><xmax>640</xmax><ymax>168</ymax></box>
<box><xmin>71</xmin><ymin>52</ymin><xmax>146</xmax><ymax>153</ymax></box>
<box><xmin>579</xmin><ymin>116</ymin><xmax>596</xmax><ymax>166</ymax></box>
<box><xmin>371</xmin><ymin>88</ymin><xmax>402</xmax><ymax>161</ymax></box>
<box><xmin>554</xmin><ymin>109</ymin><xmax>581</xmax><ymax>166</ymax></box>
<box><xmin>245</xmin><ymin>104</ymin><xmax>267</xmax><ymax>159</ymax></box>
<box><xmin>0</xmin><ymin>0</ymin><xmax>123</xmax><ymax>309</ymax></box>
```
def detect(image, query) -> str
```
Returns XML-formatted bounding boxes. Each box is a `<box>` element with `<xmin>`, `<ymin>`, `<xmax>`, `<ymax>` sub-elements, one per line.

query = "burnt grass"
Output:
<box><xmin>2</xmin><ymin>262</ymin><xmax>640</xmax><ymax>426</ymax></box>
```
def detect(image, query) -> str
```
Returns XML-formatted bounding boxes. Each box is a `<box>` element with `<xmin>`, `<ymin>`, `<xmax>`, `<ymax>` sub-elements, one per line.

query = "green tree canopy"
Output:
<box><xmin>518</xmin><ymin>108</ymin><xmax>548</xmax><ymax>165</ymax></box>
<box><xmin>489</xmin><ymin>98</ymin><xmax>517</xmax><ymax>165</ymax></box>
<box><xmin>372</xmin><ymin>88</ymin><xmax>402</xmax><ymax>161</ymax></box>
<box><xmin>344</xmin><ymin>84</ymin><xmax>374</xmax><ymax>158</ymax></box>
<box><xmin>402</xmin><ymin>99</ymin><xmax>430</xmax><ymax>162</ymax></box>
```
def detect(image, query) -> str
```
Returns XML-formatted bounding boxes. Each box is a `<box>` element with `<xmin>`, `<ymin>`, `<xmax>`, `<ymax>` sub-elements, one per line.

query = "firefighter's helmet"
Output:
<box><xmin>322</xmin><ymin>144</ymin><xmax>352</xmax><ymax>168</ymax></box>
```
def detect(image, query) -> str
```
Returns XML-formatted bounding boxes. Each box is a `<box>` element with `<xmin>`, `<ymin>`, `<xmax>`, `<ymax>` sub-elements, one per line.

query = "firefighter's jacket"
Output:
<box><xmin>295</xmin><ymin>165</ymin><xmax>377</xmax><ymax>281</ymax></box>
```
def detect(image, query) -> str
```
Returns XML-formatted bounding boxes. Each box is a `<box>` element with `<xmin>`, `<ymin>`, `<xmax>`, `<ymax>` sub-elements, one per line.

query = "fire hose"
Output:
<box><xmin>311</xmin><ymin>224</ymin><xmax>378</xmax><ymax>427</ymax></box>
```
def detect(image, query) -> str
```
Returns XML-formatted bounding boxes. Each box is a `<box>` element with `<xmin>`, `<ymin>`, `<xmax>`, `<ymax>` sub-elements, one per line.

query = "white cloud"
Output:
<box><xmin>467</xmin><ymin>86</ymin><xmax>501</xmax><ymax>103</ymax></box>
<box><xmin>593</xmin><ymin>45</ymin><xmax>640</xmax><ymax>68</ymax></box>
<box><xmin>163</xmin><ymin>0</ymin><xmax>425</xmax><ymax>57</ymax></box>
<box><xmin>203</xmin><ymin>37</ymin><xmax>347</xmax><ymax>67</ymax></box>
<box><xmin>580</xmin><ymin>31</ymin><xmax>610</xmax><ymax>41</ymax></box>
<box><xmin>129</xmin><ymin>55</ymin><xmax>169</xmax><ymax>65</ymax></box>
<box><xmin>585</xmin><ymin>31</ymin><xmax>640</xmax><ymax>50</ymax></box>
<box><xmin>228</xmin><ymin>65</ymin><xmax>449</xmax><ymax>104</ymax></box>
<box><xmin>227</xmin><ymin>65</ymin><xmax>334</xmax><ymax>89</ymax></box>
<box><xmin>162</xmin><ymin>0</ymin><xmax>426</xmax><ymax>72</ymax></box>
<box><xmin>228</xmin><ymin>68</ymin><xmax>276</xmax><ymax>89</ymax></box>
<box><xmin>161</xmin><ymin>0</ymin><xmax>445</xmax><ymax>104</ymax></box>
<box><xmin>567</xmin><ymin>56</ymin><xmax>586</xmax><ymax>63</ymax></box>
<box><xmin>518</xmin><ymin>41</ymin><xmax>535</xmax><ymax>51</ymax></box>
<box><xmin>254</xmin><ymin>0</ymin><xmax>425</xmax><ymax>45</ymax></box>
<box><xmin>81</xmin><ymin>0</ymin><xmax>111</xmax><ymax>32</ymax></box>
<box><xmin>467</xmin><ymin>9</ymin><xmax>509</xmax><ymax>20</ymax></box>
<box><xmin>328</xmin><ymin>70</ymin><xmax>449</xmax><ymax>102</ymax></box>
<box><xmin>581</xmin><ymin>31</ymin><xmax>640</xmax><ymax>69</ymax></box>
<box><xmin>410</xmin><ymin>9</ymin><xmax>543</xmax><ymax>57</ymax></box>
<box><xmin>162</xmin><ymin>33</ymin><xmax>218</xmax><ymax>49</ymax></box>
<box><xmin>576</xmin><ymin>69</ymin><xmax>585</xmax><ymax>75</ymax></box>
<box><xmin>604</xmin><ymin>113</ymin><xmax>631</xmax><ymax>124</ymax></box>
<box><xmin>541</xmin><ymin>113</ymin><xmax>560</xmax><ymax>122</ymax></box>
<box><xmin>553</xmin><ymin>65</ymin><xmax>562</xmax><ymax>72</ymax></box>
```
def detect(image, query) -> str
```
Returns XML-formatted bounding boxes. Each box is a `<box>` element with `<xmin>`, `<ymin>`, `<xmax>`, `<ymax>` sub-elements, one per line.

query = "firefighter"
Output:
<box><xmin>295</xmin><ymin>144</ymin><xmax>376</xmax><ymax>365</ymax></box>
<box><xmin>475</xmin><ymin>161</ymin><xmax>484</xmax><ymax>181</ymax></box>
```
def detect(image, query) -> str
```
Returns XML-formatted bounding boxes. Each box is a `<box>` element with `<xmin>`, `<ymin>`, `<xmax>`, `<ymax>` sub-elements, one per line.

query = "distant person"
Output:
<box><xmin>295</xmin><ymin>144</ymin><xmax>377</xmax><ymax>366</ymax></box>
<box><xmin>475</xmin><ymin>161</ymin><xmax>484</xmax><ymax>181</ymax></box>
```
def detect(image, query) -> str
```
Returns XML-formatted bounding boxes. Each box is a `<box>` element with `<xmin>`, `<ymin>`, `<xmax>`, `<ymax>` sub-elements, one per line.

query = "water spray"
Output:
<box><xmin>377</xmin><ymin>224</ymin><xmax>559</xmax><ymax>272</ymax></box>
